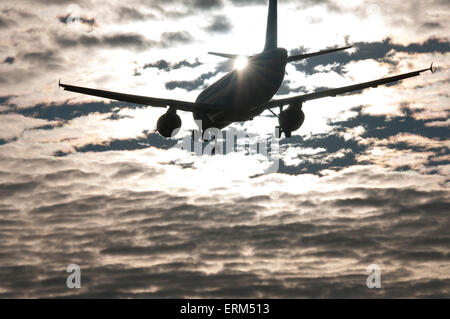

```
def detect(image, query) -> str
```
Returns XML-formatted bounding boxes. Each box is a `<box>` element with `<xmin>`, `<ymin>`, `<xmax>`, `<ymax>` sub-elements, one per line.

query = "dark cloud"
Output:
<box><xmin>165</xmin><ymin>72</ymin><xmax>217</xmax><ymax>91</ymax></box>
<box><xmin>290</xmin><ymin>37</ymin><xmax>450</xmax><ymax>76</ymax></box>
<box><xmin>204</xmin><ymin>15</ymin><xmax>233</xmax><ymax>33</ymax></box>
<box><xmin>115</xmin><ymin>6</ymin><xmax>156</xmax><ymax>22</ymax></box>
<box><xmin>276</xmin><ymin>80</ymin><xmax>307</xmax><ymax>95</ymax></box>
<box><xmin>53</xmin><ymin>33</ymin><xmax>158</xmax><ymax>51</ymax></box>
<box><xmin>2</xmin><ymin>57</ymin><xmax>15</xmax><ymax>64</ymax></box>
<box><xmin>160</xmin><ymin>31</ymin><xmax>194</xmax><ymax>45</ymax></box>
<box><xmin>53</xmin><ymin>31</ymin><xmax>194</xmax><ymax>51</ymax></box>
<box><xmin>420</xmin><ymin>22</ymin><xmax>443</xmax><ymax>31</ymax></box>
<box><xmin>0</xmin><ymin>15</ymin><xmax>15</xmax><ymax>29</ymax></box>
<box><xmin>178</xmin><ymin>0</ymin><xmax>223</xmax><ymax>9</ymax></box>
<box><xmin>0</xmin><ymin>96</ymin><xmax>12</xmax><ymax>104</ymax></box>
<box><xmin>144</xmin><ymin>60</ymin><xmax>171</xmax><ymax>71</ymax></box>
<box><xmin>22</xmin><ymin>51</ymin><xmax>61</xmax><ymax>64</ymax></box>
<box><xmin>0</xmin><ymin>181</ymin><xmax>39</xmax><ymax>197</ymax></box>
<box><xmin>193</xmin><ymin>0</ymin><xmax>223</xmax><ymax>9</ymax></box>
<box><xmin>165</xmin><ymin>60</ymin><xmax>232</xmax><ymax>90</ymax></box>
<box><xmin>152</xmin><ymin>0</ymin><xmax>223</xmax><ymax>11</ymax></box>
<box><xmin>1</xmin><ymin>179</ymin><xmax>448</xmax><ymax>297</ymax></box>
<box><xmin>58</xmin><ymin>14</ymin><xmax>96</xmax><ymax>27</ymax></box>
<box><xmin>54</xmin><ymin>131</ymin><xmax>178</xmax><ymax>156</ymax></box>
<box><xmin>1</xmin><ymin>8</ymin><xmax>36</xmax><ymax>20</ymax></box>
<box><xmin>104</xmin><ymin>33</ymin><xmax>152</xmax><ymax>48</ymax></box>
<box><xmin>275</xmin><ymin>105</ymin><xmax>449</xmax><ymax>175</ymax></box>
<box><xmin>332</xmin><ymin>106</ymin><xmax>449</xmax><ymax>142</ymax></box>
<box><xmin>0</xmin><ymin>100</ymin><xmax>137</xmax><ymax>122</ymax></box>
<box><xmin>141</xmin><ymin>58</ymin><xmax>202</xmax><ymax>72</ymax></box>
<box><xmin>20</xmin><ymin>50</ymin><xmax>65</xmax><ymax>70</ymax></box>
<box><xmin>173</xmin><ymin>59</ymin><xmax>203</xmax><ymax>69</ymax></box>
<box><xmin>230</xmin><ymin>0</ymin><xmax>266</xmax><ymax>6</ymax></box>
<box><xmin>105</xmin><ymin>109</ymin><xmax>133</xmax><ymax>121</ymax></box>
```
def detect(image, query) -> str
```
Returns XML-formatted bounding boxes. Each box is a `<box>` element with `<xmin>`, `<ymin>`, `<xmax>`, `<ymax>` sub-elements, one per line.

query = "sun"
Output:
<box><xmin>234</xmin><ymin>56</ymin><xmax>248</xmax><ymax>70</ymax></box>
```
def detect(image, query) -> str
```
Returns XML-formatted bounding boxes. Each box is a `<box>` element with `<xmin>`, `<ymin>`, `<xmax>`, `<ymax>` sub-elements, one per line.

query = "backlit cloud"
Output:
<box><xmin>0</xmin><ymin>0</ymin><xmax>448</xmax><ymax>298</ymax></box>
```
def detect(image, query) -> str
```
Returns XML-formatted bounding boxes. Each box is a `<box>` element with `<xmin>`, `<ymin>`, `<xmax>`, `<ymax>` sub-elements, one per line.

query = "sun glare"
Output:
<box><xmin>234</xmin><ymin>56</ymin><xmax>248</xmax><ymax>70</ymax></box>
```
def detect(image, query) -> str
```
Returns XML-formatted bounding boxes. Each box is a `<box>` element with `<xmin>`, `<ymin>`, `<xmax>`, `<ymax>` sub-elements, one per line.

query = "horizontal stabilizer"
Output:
<box><xmin>208</xmin><ymin>52</ymin><xmax>241</xmax><ymax>59</ymax></box>
<box><xmin>287</xmin><ymin>45</ymin><xmax>352</xmax><ymax>62</ymax></box>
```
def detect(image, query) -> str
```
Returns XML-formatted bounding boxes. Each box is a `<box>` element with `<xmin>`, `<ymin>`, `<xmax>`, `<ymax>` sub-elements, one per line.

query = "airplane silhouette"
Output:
<box><xmin>60</xmin><ymin>0</ymin><xmax>434</xmax><ymax>139</ymax></box>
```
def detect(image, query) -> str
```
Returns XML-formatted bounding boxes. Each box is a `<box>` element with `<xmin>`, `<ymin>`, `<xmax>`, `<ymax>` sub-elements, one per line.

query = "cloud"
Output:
<box><xmin>290</xmin><ymin>37</ymin><xmax>450</xmax><ymax>77</ymax></box>
<box><xmin>2</xmin><ymin>57</ymin><xmax>14</xmax><ymax>64</ymax></box>
<box><xmin>165</xmin><ymin>60</ymin><xmax>232</xmax><ymax>90</ymax></box>
<box><xmin>204</xmin><ymin>15</ymin><xmax>233</xmax><ymax>34</ymax></box>
<box><xmin>142</xmin><ymin>59</ymin><xmax>202</xmax><ymax>72</ymax></box>
<box><xmin>1</xmin><ymin>101</ymin><xmax>135</xmax><ymax>121</ymax></box>
<box><xmin>0</xmin><ymin>0</ymin><xmax>448</xmax><ymax>299</ymax></box>
<box><xmin>53</xmin><ymin>32</ymin><xmax>158</xmax><ymax>51</ymax></box>
<box><xmin>54</xmin><ymin>131</ymin><xmax>178</xmax><ymax>156</ymax></box>
<box><xmin>230</xmin><ymin>0</ymin><xmax>266</xmax><ymax>6</ymax></box>
<box><xmin>115</xmin><ymin>6</ymin><xmax>156</xmax><ymax>22</ymax></box>
<box><xmin>21</xmin><ymin>50</ymin><xmax>64</xmax><ymax>69</ymax></box>
<box><xmin>58</xmin><ymin>14</ymin><xmax>97</xmax><ymax>27</ymax></box>
<box><xmin>160</xmin><ymin>31</ymin><xmax>194</xmax><ymax>45</ymax></box>
<box><xmin>165</xmin><ymin>72</ymin><xmax>217</xmax><ymax>91</ymax></box>
<box><xmin>0</xmin><ymin>15</ymin><xmax>16</xmax><ymax>29</ymax></box>
<box><xmin>0</xmin><ymin>159</ymin><xmax>448</xmax><ymax>297</ymax></box>
<box><xmin>420</xmin><ymin>22</ymin><xmax>443</xmax><ymax>31</ymax></box>
<box><xmin>275</xmin><ymin>105</ymin><xmax>449</xmax><ymax>175</ymax></box>
<box><xmin>52</xmin><ymin>30</ymin><xmax>195</xmax><ymax>52</ymax></box>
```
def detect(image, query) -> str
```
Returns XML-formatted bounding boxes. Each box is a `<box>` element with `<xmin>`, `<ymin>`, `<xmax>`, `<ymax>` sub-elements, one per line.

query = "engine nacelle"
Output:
<box><xmin>157</xmin><ymin>110</ymin><xmax>181</xmax><ymax>137</ymax></box>
<box><xmin>278</xmin><ymin>105</ymin><xmax>305</xmax><ymax>135</ymax></box>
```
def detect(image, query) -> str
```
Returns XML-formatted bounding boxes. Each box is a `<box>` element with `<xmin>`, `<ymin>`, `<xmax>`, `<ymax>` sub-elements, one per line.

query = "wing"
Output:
<box><xmin>208</xmin><ymin>52</ymin><xmax>241</xmax><ymax>59</ymax></box>
<box><xmin>262</xmin><ymin>64</ymin><xmax>434</xmax><ymax>109</ymax></box>
<box><xmin>59</xmin><ymin>82</ymin><xmax>222</xmax><ymax>114</ymax></box>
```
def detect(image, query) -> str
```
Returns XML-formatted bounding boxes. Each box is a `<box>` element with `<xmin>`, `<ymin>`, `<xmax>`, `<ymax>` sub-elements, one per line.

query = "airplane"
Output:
<box><xmin>59</xmin><ymin>0</ymin><xmax>434</xmax><ymax>139</ymax></box>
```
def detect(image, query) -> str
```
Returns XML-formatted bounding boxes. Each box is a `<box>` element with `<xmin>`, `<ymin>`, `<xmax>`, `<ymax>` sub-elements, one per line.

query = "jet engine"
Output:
<box><xmin>157</xmin><ymin>109</ymin><xmax>181</xmax><ymax>137</ymax></box>
<box><xmin>278</xmin><ymin>104</ymin><xmax>305</xmax><ymax>138</ymax></box>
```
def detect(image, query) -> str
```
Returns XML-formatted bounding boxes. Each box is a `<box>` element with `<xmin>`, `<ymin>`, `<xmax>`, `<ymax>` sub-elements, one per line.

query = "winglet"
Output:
<box><xmin>430</xmin><ymin>62</ymin><xmax>434</xmax><ymax>73</ymax></box>
<box><xmin>59</xmin><ymin>78</ymin><xmax>67</xmax><ymax>90</ymax></box>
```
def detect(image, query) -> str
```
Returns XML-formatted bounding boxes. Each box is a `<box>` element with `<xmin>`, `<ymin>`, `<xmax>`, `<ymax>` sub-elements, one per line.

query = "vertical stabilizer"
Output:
<box><xmin>264</xmin><ymin>0</ymin><xmax>277</xmax><ymax>51</ymax></box>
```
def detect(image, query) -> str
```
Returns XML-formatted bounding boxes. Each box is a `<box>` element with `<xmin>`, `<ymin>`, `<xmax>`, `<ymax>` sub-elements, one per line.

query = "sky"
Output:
<box><xmin>0</xmin><ymin>0</ymin><xmax>449</xmax><ymax>298</ymax></box>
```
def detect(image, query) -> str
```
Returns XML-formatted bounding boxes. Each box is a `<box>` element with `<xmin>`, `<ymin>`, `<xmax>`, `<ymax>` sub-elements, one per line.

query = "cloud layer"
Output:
<box><xmin>0</xmin><ymin>0</ymin><xmax>449</xmax><ymax>298</ymax></box>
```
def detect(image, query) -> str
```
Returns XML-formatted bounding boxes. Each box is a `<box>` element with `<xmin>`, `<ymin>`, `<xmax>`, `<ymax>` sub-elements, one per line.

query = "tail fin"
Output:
<box><xmin>264</xmin><ymin>0</ymin><xmax>277</xmax><ymax>51</ymax></box>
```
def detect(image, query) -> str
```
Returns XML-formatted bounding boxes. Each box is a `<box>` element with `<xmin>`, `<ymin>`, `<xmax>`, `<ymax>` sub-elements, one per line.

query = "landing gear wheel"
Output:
<box><xmin>285</xmin><ymin>131</ymin><xmax>292</xmax><ymax>138</ymax></box>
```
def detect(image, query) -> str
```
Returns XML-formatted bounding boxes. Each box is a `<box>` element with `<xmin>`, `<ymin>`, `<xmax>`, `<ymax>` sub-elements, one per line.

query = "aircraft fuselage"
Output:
<box><xmin>194</xmin><ymin>48</ymin><xmax>288</xmax><ymax>130</ymax></box>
